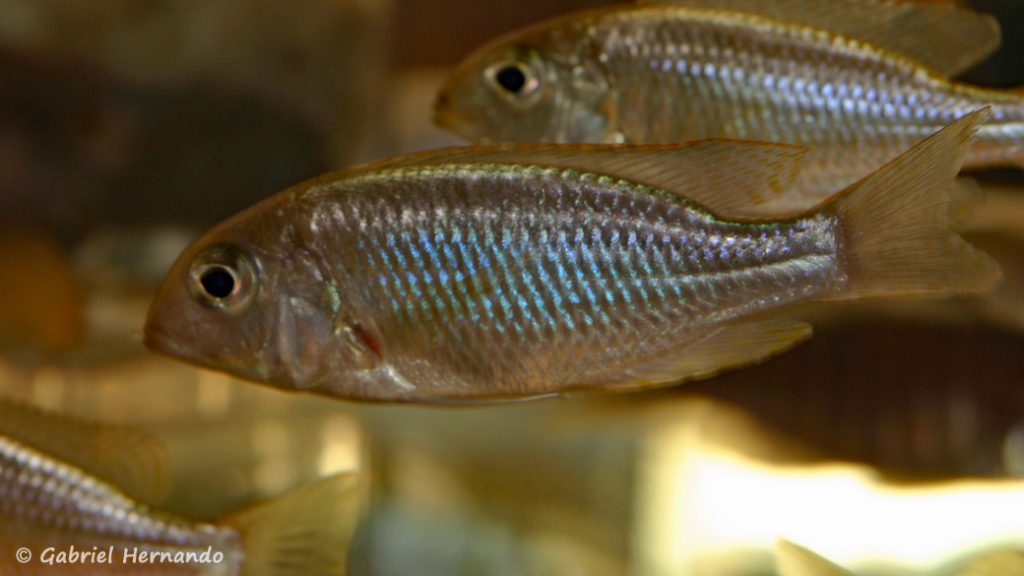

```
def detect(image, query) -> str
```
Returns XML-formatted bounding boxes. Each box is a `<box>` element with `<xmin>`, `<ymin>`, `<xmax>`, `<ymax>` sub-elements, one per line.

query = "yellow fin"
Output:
<box><xmin>357</xmin><ymin>140</ymin><xmax>807</xmax><ymax>219</ymax></box>
<box><xmin>949</xmin><ymin>177</ymin><xmax>985</xmax><ymax>230</ymax></box>
<box><xmin>224</xmin><ymin>471</ymin><xmax>366</xmax><ymax>576</ymax></box>
<box><xmin>0</xmin><ymin>399</ymin><xmax>171</xmax><ymax>504</ymax></box>
<box><xmin>960</xmin><ymin>548</ymin><xmax>1024</xmax><ymax>576</ymax></box>
<box><xmin>639</xmin><ymin>0</ymin><xmax>1000</xmax><ymax>77</ymax></box>
<box><xmin>827</xmin><ymin>108</ymin><xmax>1001</xmax><ymax>299</ymax></box>
<box><xmin>602</xmin><ymin>317</ymin><xmax>811</xmax><ymax>390</ymax></box>
<box><xmin>776</xmin><ymin>539</ymin><xmax>854</xmax><ymax>576</ymax></box>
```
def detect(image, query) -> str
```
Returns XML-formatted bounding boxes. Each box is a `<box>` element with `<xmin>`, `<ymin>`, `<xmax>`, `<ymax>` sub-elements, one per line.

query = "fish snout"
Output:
<box><xmin>432</xmin><ymin>94</ymin><xmax>484</xmax><ymax>143</ymax></box>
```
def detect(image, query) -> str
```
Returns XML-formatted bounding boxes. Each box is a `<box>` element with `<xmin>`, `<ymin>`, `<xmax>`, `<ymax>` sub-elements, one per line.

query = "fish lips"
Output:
<box><xmin>432</xmin><ymin>94</ymin><xmax>488</xmax><ymax>144</ymax></box>
<box><xmin>143</xmin><ymin>314</ymin><xmax>272</xmax><ymax>385</ymax></box>
<box><xmin>143</xmin><ymin>283</ymin><xmax>272</xmax><ymax>384</ymax></box>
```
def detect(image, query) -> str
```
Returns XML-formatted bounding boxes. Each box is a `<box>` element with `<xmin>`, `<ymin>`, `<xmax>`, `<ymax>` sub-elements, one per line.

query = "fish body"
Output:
<box><xmin>144</xmin><ymin>111</ymin><xmax>998</xmax><ymax>403</ymax></box>
<box><xmin>0</xmin><ymin>434</ymin><xmax>241</xmax><ymax>575</ymax></box>
<box><xmin>277</xmin><ymin>163</ymin><xmax>833</xmax><ymax>398</ymax></box>
<box><xmin>0</xmin><ymin>401</ymin><xmax>364</xmax><ymax>575</ymax></box>
<box><xmin>434</xmin><ymin>1</ymin><xmax>1024</xmax><ymax>211</ymax></box>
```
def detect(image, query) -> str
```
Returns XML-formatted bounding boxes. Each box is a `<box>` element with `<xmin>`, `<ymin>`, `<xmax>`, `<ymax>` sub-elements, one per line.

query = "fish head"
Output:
<box><xmin>433</xmin><ymin>18</ymin><xmax>612</xmax><ymax>144</ymax></box>
<box><xmin>143</xmin><ymin>212</ymin><xmax>280</xmax><ymax>384</ymax></box>
<box><xmin>144</xmin><ymin>197</ymin><xmax>379</xmax><ymax>392</ymax></box>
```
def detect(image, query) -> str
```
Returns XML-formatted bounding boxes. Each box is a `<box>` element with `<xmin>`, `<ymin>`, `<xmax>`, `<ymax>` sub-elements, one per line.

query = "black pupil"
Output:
<box><xmin>495</xmin><ymin>65</ymin><xmax>527</xmax><ymax>93</ymax></box>
<box><xmin>200</xmin><ymin>267</ymin><xmax>236</xmax><ymax>299</ymax></box>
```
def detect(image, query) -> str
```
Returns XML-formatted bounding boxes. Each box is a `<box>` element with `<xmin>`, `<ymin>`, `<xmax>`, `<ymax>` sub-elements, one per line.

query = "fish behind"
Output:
<box><xmin>144</xmin><ymin>110</ymin><xmax>999</xmax><ymax>404</ymax></box>
<box><xmin>434</xmin><ymin>0</ymin><xmax>1024</xmax><ymax>212</ymax></box>
<box><xmin>0</xmin><ymin>400</ymin><xmax>364</xmax><ymax>575</ymax></box>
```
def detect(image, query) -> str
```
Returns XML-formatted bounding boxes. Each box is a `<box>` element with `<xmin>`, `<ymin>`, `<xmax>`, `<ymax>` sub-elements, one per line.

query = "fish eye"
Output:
<box><xmin>187</xmin><ymin>245</ymin><xmax>258</xmax><ymax>314</ymax></box>
<box><xmin>495</xmin><ymin>65</ymin><xmax>527</xmax><ymax>93</ymax></box>
<box><xmin>198</xmin><ymin>266</ymin><xmax>237</xmax><ymax>299</ymax></box>
<box><xmin>485</xmin><ymin>59</ymin><xmax>540</xmax><ymax>103</ymax></box>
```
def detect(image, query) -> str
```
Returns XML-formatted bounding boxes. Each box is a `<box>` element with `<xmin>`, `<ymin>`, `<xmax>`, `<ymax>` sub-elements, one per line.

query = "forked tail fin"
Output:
<box><xmin>828</xmin><ymin>108</ymin><xmax>1001</xmax><ymax>300</ymax></box>
<box><xmin>224</xmin><ymin>471</ymin><xmax>366</xmax><ymax>576</ymax></box>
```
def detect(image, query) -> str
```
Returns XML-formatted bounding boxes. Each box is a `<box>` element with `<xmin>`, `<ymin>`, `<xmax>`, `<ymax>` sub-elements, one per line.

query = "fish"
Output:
<box><xmin>776</xmin><ymin>539</ymin><xmax>853</xmax><ymax>576</ymax></box>
<box><xmin>433</xmin><ymin>0</ymin><xmax>1024</xmax><ymax>213</ymax></box>
<box><xmin>0</xmin><ymin>399</ymin><xmax>365</xmax><ymax>575</ymax></box>
<box><xmin>143</xmin><ymin>109</ymin><xmax>999</xmax><ymax>404</ymax></box>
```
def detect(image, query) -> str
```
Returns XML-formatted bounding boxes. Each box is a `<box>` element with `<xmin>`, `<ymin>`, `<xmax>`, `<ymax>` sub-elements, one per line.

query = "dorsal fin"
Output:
<box><xmin>354</xmin><ymin>141</ymin><xmax>808</xmax><ymax>219</ymax></box>
<box><xmin>638</xmin><ymin>0</ymin><xmax>1000</xmax><ymax>77</ymax></box>
<box><xmin>0</xmin><ymin>399</ymin><xmax>172</xmax><ymax>504</ymax></box>
<box><xmin>775</xmin><ymin>539</ymin><xmax>854</xmax><ymax>576</ymax></box>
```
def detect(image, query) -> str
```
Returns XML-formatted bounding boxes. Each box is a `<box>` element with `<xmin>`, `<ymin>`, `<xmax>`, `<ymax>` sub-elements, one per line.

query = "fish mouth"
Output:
<box><xmin>432</xmin><ymin>97</ymin><xmax>483</xmax><ymax>143</ymax></box>
<box><xmin>141</xmin><ymin>316</ymin><xmax>203</xmax><ymax>367</ymax></box>
<box><xmin>142</xmin><ymin>322</ymin><xmax>186</xmax><ymax>359</ymax></box>
<box><xmin>142</xmin><ymin>321</ymin><xmax>256</xmax><ymax>380</ymax></box>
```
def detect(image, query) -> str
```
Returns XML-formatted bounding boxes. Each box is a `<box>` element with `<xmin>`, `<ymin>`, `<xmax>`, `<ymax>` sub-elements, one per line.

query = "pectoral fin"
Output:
<box><xmin>600</xmin><ymin>317</ymin><xmax>811</xmax><ymax>391</ymax></box>
<box><xmin>638</xmin><ymin>0</ymin><xmax>1000</xmax><ymax>77</ymax></box>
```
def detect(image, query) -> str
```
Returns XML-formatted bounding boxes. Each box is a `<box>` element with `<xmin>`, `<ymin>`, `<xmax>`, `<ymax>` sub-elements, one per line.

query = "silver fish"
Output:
<box><xmin>0</xmin><ymin>400</ymin><xmax>364</xmax><ymax>575</ymax></box>
<box><xmin>434</xmin><ymin>0</ymin><xmax>1024</xmax><ymax>213</ymax></box>
<box><xmin>144</xmin><ymin>110</ymin><xmax>998</xmax><ymax>403</ymax></box>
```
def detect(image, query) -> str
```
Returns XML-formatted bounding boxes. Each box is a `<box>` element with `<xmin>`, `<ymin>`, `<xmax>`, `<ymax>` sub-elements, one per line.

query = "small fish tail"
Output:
<box><xmin>830</xmin><ymin>108</ymin><xmax>1001</xmax><ymax>300</ymax></box>
<box><xmin>222</xmin><ymin>472</ymin><xmax>366</xmax><ymax>576</ymax></box>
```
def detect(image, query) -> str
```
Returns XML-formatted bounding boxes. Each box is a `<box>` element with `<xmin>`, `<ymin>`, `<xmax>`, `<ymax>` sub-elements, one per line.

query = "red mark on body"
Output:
<box><xmin>351</xmin><ymin>322</ymin><xmax>384</xmax><ymax>361</ymax></box>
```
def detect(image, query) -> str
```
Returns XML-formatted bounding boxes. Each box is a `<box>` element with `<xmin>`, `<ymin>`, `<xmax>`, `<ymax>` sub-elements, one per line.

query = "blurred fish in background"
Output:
<box><xmin>0</xmin><ymin>399</ymin><xmax>366</xmax><ymax>575</ymax></box>
<box><xmin>434</xmin><ymin>0</ymin><xmax>1024</xmax><ymax>213</ymax></box>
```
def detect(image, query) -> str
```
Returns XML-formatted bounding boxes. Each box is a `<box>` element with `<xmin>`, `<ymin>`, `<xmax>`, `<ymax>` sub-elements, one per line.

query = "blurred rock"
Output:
<box><xmin>0</xmin><ymin>0</ymin><xmax>390</xmax><ymax>238</ymax></box>
<box><xmin>0</xmin><ymin>228</ymin><xmax>85</xmax><ymax>356</ymax></box>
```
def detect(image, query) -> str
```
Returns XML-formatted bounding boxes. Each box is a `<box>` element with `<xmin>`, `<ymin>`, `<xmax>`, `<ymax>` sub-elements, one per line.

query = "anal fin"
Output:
<box><xmin>602</xmin><ymin>317</ymin><xmax>812</xmax><ymax>391</ymax></box>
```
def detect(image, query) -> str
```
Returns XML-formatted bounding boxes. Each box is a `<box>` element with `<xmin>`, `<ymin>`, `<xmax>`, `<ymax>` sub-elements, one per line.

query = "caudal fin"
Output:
<box><xmin>829</xmin><ymin>108</ymin><xmax>1001</xmax><ymax>300</ymax></box>
<box><xmin>224</xmin><ymin>471</ymin><xmax>366</xmax><ymax>576</ymax></box>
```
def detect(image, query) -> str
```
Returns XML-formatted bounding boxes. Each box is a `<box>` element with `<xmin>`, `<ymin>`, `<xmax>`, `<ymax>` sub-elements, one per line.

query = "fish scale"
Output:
<box><xmin>598</xmin><ymin>10</ymin><xmax>994</xmax><ymax>176</ymax></box>
<box><xmin>0</xmin><ymin>436</ymin><xmax>238</xmax><ymax>566</ymax></box>
<box><xmin>145</xmin><ymin>111</ymin><xmax>999</xmax><ymax>402</ymax></box>
<box><xmin>435</xmin><ymin>3</ymin><xmax>1024</xmax><ymax>213</ymax></box>
<box><xmin>306</xmin><ymin>165</ymin><xmax>840</xmax><ymax>395</ymax></box>
<box><xmin>0</xmin><ymin>400</ymin><xmax>364</xmax><ymax>574</ymax></box>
